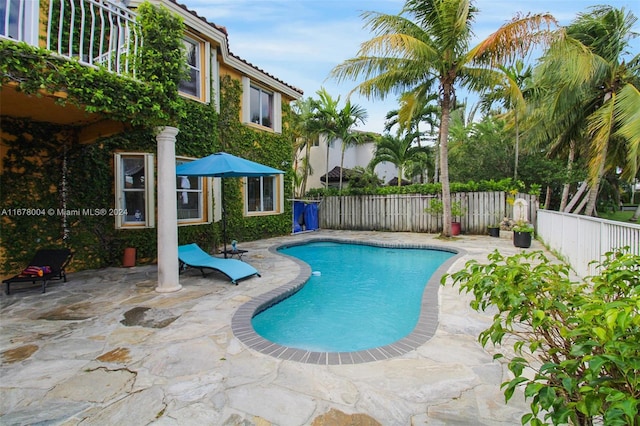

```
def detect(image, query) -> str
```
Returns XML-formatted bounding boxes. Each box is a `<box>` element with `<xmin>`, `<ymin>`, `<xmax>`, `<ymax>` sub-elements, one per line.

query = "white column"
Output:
<box><xmin>155</xmin><ymin>126</ymin><xmax>182</xmax><ymax>293</ymax></box>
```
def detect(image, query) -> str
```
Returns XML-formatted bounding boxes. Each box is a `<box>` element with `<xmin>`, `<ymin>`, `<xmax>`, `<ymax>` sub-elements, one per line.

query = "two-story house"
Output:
<box><xmin>1</xmin><ymin>0</ymin><xmax>303</xmax><ymax>291</ymax></box>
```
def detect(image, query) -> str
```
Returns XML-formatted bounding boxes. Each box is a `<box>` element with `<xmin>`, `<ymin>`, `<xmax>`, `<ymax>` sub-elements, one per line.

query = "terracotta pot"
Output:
<box><xmin>451</xmin><ymin>222</ymin><xmax>461</xmax><ymax>236</ymax></box>
<box><xmin>122</xmin><ymin>247</ymin><xmax>136</xmax><ymax>267</ymax></box>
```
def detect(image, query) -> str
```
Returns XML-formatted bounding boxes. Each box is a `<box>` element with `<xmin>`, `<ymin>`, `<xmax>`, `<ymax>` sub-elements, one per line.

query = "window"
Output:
<box><xmin>114</xmin><ymin>153</ymin><xmax>155</xmax><ymax>228</ymax></box>
<box><xmin>176</xmin><ymin>158</ymin><xmax>211</xmax><ymax>224</ymax></box>
<box><xmin>242</xmin><ymin>77</ymin><xmax>282</xmax><ymax>133</ymax></box>
<box><xmin>244</xmin><ymin>175</ymin><xmax>284</xmax><ymax>216</ymax></box>
<box><xmin>179</xmin><ymin>37</ymin><xmax>201</xmax><ymax>99</ymax></box>
<box><xmin>250</xmin><ymin>86</ymin><xmax>273</xmax><ymax>128</ymax></box>
<box><xmin>0</xmin><ymin>0</ymin><xmax>38</xmax><ymax>45</ymax></box>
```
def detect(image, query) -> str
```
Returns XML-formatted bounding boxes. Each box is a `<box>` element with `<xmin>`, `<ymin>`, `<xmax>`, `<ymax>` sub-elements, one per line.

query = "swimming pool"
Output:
<box><xmin>231</xmin><ymin>238</ymin><xmax>463</xmax><ymax>364</ymax></box>
<box><xmin>252</xmin><ymin>241</ymin><xmax>455</xmax><ymax>352</ymax></box>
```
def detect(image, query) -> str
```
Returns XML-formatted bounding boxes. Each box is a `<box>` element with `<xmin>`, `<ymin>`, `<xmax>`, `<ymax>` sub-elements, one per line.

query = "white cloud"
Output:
<box><xmin>179</xmin><ymin>0</ymin><xmax>640</xmax><ymax>134</ymax></box>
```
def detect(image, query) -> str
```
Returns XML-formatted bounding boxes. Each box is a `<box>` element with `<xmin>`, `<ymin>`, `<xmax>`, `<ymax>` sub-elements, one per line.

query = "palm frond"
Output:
<box><xmin>613</xmin><ymin>83</ymin><xmax>640</xmax><ymax>179</ymax></box>
<box><xmin>331</xmin><ymin>55</ymin><xmax>435</xmax><ymax>100</ymax></box>
<box><xmin>586</xmin><ymin>94</ymin><xmax>616</xmax><ymax>183</ymax></box>
<box><xmin>468</xmin><ymin>13</ymin><xmax>558</xmax><ymax>66</ymax></box>
<box><xmin>540</xmin><ymin>36</ymin><xmax>610</xmax><ymax>89</ymax></box>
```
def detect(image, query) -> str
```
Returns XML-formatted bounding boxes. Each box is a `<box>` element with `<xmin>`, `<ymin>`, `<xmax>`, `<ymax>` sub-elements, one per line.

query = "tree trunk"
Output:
<box><xmin>514</xmin><ymin>111</ymin><xmax>519</xmax><ymax>181</ymax></box>
<box><xmin>559</xmin><ymin>141</ymin><xmax>576</xmax><ymax>211</ymax></box>
<box><xmin>584</xmin><ymin>143</ymin><xmax>609</xmax><ymax>216</ymax></box>
<box><xmin>630</xmin><ymin>203</ymin><xmax>640</xmax><ymax>222</ymax></box>
<box><xmin>565</xmin><ymin>181</ymin><xmax>588</xmax><ymax>213</ymax></box>
<box><xmin>434</xmin><ymin>134</ymin><xmax>440</xmax><ymax>183</ymax></box>
<box><xmin>544</xmin><ymin>186</ymin><xmax>552</xmax><ymax>209</ymax></box>
<box><xmin>573</xmin><ymin>186</ymin><xmax>593</xmax><ymax>215</ymax></box>
<box><xmin>439</xmin><ymin>81</ymin><xmax>453</xmax><ymax>237</ymax></box>
<box><xmin>300</xmin><ymin>142</ymin><xmax>312</xmax><ymax>196</ymax></box>
<box><xmin>584</xmin><ymin>91</ymin><xmax>613</xmax><ymax>217</ymax></box>
<box><xmin>325</xmin><ymin>134</ymin><xmax>331</xmax><ymax>192</ymax></box>
<box><xmin>339</xmin><ymin>143</ymin><xmax>345</xmax><ymax>191</ymax></box>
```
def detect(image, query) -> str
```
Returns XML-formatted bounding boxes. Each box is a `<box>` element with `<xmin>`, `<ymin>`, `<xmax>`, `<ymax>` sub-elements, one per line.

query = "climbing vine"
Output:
<box><xmin>1</xmin><ymin>4</ymin><xmax>293</xmax><ymax>274</ymax></box>
<box><xmin>215</xmin><ymin>76</ymin><xmax>293</xmax><ymax>242</ymax></box>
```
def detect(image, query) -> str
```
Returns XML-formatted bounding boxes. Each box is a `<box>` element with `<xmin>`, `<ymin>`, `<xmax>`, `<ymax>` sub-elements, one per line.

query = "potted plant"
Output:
<box><xmin>487</xmin><ymin>224</ymin><xmax>500</xmax><ymax>238</ymax></box>
<box><xmin>425</xmin><ymin>199</ymin><xmax>466</xmax><ymax>236</ymax></box>
<box><xmin>512</xmin><ymin>221</ymin><xmax>534</xmax><ymax>248</ymax></box>
<box><xmin>450</xmin><ymin>202</ymin><xmax>466</xmax><ymax>235</ymax></box>
<box><xmin>487</xmin><ymin>214</ymin><xmax>501</xmax><ymax>237</ymax></box>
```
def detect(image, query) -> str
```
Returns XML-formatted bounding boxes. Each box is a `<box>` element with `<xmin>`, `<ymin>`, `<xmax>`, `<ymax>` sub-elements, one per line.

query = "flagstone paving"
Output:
<box><xmin>0</xmin><ymin>230</ymin><xmax>549</xmax><ymax>425</ymax></box>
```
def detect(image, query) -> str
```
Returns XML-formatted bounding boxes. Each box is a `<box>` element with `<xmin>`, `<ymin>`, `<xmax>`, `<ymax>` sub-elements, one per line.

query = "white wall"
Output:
<box><xmin>303</xmin><ymin>134</ymin><xmax>398</xmax><ymax>190</ymax></box>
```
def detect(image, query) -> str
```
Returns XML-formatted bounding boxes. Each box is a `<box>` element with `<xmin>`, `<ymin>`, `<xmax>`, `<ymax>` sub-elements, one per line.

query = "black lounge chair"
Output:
<box><xmin>2</xmin><ymin>249</ymin><xmax>73</xmax><ymax>295</ymax></box>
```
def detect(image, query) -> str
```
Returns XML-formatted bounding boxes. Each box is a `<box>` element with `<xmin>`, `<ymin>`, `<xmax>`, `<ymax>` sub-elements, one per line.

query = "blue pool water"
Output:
<box><xmin>251</xmin><ymin>241</ymin><xmax>455</xmax><ymax>352</ymax></box>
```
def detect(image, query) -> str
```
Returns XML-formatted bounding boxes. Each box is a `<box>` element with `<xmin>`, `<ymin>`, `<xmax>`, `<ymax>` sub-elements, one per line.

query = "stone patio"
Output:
<box><xmin>0</xmin><ymin>230</ymin><xmax>549</xmax><ymax>425</ymax></box>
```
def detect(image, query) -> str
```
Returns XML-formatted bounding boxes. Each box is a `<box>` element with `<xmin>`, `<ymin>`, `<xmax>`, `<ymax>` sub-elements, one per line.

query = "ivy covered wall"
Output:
<box><xmin>0</xmin><ymin>3</ymin><xmax>294</xmax><ymax>275</ymax></box>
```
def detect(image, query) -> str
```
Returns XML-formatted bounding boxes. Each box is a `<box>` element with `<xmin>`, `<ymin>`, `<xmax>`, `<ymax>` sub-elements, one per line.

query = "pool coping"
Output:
<box><xmin>231</xmin><ymin>237</ymin><xmax>466</xmax><ymax>365</ymax></box>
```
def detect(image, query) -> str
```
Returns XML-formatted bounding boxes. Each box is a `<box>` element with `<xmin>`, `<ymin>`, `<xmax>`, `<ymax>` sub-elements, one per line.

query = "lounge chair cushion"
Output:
<box><xmin>21</xmin><ymin>265</ymin><xmax>53</xmax><ymax>277</ymax></box>
<box><xmin>178</xmin><ymin>243</ymin><xmax>260</xmax><ymax>285</ymax></box>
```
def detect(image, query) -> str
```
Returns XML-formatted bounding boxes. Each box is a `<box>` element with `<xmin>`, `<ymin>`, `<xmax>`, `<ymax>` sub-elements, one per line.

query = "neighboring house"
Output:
<box><xmin>0</xmin><ymin>0</ymin><xmax>303</xmax><ymax>288</ymax></box>
<box><xmin>304</xmin><ymin>133</ymin><xmax>397</xmax><ymax>190</ymax></box>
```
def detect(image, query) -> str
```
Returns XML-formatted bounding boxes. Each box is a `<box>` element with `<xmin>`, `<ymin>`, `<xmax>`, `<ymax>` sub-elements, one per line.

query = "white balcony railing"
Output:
<box><xmin>1</xmin><ymin>0</ymin><xmax>141</xmax><ymax>77</ymax></box>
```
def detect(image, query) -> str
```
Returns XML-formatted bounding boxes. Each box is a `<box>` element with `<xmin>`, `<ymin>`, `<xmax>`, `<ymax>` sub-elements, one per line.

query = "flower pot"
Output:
<box><xmin>488</xmin><ymin>226</ymin><xmax>500</xmax><ymax>238</ymax></box>
<box><xmin>513</xmin><ymin>231</ymin><xmax>532</xmax><ymax>248</ymax></box>
<box><xmin>122</xmin><ymin>247</ymin><xmax>136</xmax><ymax>267</ymax></box>
<box><xmin>451</xmin><ymin>221</ymin><xmax>461</xmax><ymax>236</ymax></box>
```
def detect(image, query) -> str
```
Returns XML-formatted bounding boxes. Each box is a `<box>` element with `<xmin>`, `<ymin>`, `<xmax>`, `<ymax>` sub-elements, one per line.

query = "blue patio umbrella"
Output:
<box><xmin>176</xmin><ymin>152</ymin><xmax>284</xmax><ymax>257</ymax></box>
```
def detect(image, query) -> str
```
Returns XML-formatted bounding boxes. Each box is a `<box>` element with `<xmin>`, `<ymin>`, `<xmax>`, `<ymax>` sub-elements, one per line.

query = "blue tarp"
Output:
<box><xmin>292</xmin><ymin>201</ymin><xmax>319</xmax><ymax>233</ymax></box>
<box><xmin>304</xmin><ymin>203</ymin><xmax>319</xmax><ymax>231</ymax></box>
<box><xmin>293</xmin><ymin>201</ymin><xmax>306</xmax><ymax>233</ymax></box>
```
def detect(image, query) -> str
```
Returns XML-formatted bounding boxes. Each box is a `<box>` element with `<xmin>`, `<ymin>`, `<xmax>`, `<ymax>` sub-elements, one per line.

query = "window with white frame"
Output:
<box><xmin>179</xmin><ymin>37</ymin><xmax>201</xmax><ymax>99</ymax></box>
<box><xmin>242</xmin><ymin>77</ymin><xmax>282</xmax><ymax>133</ymax></box>
<box><xmin>114</xmin><ymin>153</ymin><xmax>155</xmax><ymax>228</ymax></box>
<box><xmin>0</xmin><ymin>0</ymin><xmax>38</xmax><ymax>45</ymax></box>
<box><xmin>250</xmin><ymin>85</ymin><xmax>273</xmax><ymax>128</ymax></box>
<box><xmin>176</xmin><ymin>158</ymin><xmax>209</xmax><ymax>224</ymax></box>
<box><xmin>244</xmin><ymin>175</ymin><xmax>283</xmax><ymax>215</ymax></box>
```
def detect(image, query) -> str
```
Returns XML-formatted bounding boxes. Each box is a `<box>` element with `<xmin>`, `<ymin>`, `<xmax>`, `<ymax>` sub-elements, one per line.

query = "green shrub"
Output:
<box><xmin>444</xmin><ymin>248</ymin><xmax>640</xmax><ymax>425</ymax></box>
<box><xmin>303</xmin><ymin>178</ymin><xmax>536</xmax><ymax>197</ymax></box>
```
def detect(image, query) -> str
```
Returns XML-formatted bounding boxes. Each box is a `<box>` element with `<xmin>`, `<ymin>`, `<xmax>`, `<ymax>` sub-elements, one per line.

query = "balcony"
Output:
<box><xmin>1</xmin><ymin>0</ymin><xmax>141</xmax><ymax>77</ymax></box>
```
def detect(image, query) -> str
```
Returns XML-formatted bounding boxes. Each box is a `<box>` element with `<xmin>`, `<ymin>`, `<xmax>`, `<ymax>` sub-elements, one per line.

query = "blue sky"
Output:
<box><xmin>180</xmin><ymin>0</ymin><xmax>640</xmax><ymax>134</ymax></box>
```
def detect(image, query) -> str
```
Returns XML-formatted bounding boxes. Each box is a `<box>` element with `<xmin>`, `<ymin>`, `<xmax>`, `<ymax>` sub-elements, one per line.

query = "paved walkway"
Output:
<box><xmin>1</xmin><ymin>230</ymin><xmax>549</xmax><ymax>425</ymax></box>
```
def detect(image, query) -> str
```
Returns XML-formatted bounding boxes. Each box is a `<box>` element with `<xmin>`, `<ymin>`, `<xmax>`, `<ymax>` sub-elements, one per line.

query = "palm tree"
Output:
<box><xmin>385</xmin><ymin>92</ymin><xmax>439</xmax><ymax>143</ymax></box>
<box><xmin>330</xmin><ymin>0</ymin><xmax>556</xmax><ymax>236</ymax></box>
<box><xmin>290</xmin><ymin>96</ymin><xmax>322</xmax><ymax>196</ymax></box>
<box><xmin>385</xmin><ymin>92</ymin><xmax>440</xmax><ymax>182</ymax></box>
<box><xmin>528</xmin><ymin>6</ymin><xmax>640</xmax><ymax>216</ymax></box>
<box><xmin>480</xmin><ymin>60</ymin><xmax>532</xmax><ymax>181</ymax></box>
<box><xmin>314</xmin><ymin>88</ymin><xmax>341</xmax><ymax>192</ymax></box>
<box><xmin>335</xmin><ymin>102</ymin><xmax>368</xmax><ymax>190</ymax></box>
<box><xmin>314</xmin><ymin>88</ymin><xmax>368</xmax><ymax>192</ymax></box>
<box><xmin>370</xmin><ymin>131</ymin><xmax>431</xmax><ymax>186</ymax></box>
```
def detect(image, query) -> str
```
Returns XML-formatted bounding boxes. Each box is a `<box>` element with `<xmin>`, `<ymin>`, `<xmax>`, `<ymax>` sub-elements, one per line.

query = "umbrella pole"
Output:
<box><xmin>222</xmin><ymin>182</ymin><xmax>227</xmax><ymax>258</ymax></box>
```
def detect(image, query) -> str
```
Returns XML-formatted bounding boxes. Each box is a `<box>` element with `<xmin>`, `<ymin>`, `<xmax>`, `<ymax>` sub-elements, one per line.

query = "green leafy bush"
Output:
<box><xmin>304</xmin><ymin>178</ymin><xmax>536</xmax><ymax>198</ymax></box>
<box><xmin>444</xmin><ymin>248</ymin><xmax>639</xmax><ymax>425</ymax></box>
<box><xmin>511</xmin><ymin>221</ymin><xmax>535</xmax><ymax>234</ymax></box>
<box><xmin>424</xmin><ymin>199</ymin><xmax>466</xmax><ymax>217</ymax></box>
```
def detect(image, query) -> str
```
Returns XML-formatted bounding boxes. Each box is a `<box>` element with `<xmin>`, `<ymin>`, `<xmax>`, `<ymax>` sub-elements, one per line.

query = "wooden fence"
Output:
<box><xmin>318</xmin><ymin>192</ymin><xmax>538</xmax><ymax>234</ymax></box>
